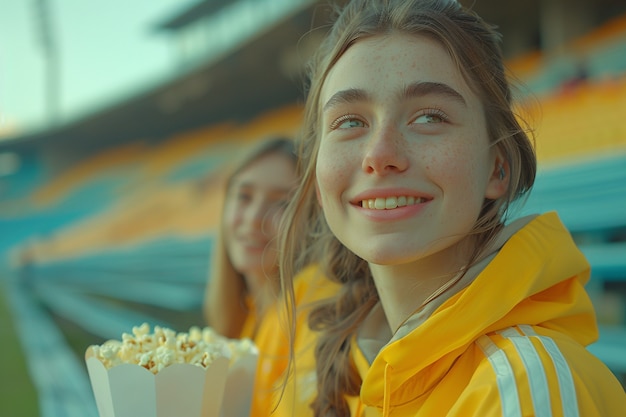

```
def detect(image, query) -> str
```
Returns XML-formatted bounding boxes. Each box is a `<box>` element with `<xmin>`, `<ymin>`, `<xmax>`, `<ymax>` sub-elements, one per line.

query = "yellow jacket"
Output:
<box><xmin>249</xmin><ymin>264</ymin><xmax>340</xmax><ymax>417</ymax></box>
<box><xmin>350</xmin><ymin>212</ymin><xmax>625</xmax><ymax>416</ymax></box>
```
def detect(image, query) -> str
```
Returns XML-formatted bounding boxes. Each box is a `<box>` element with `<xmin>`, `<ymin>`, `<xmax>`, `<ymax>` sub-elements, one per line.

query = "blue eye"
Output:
<box><xmin>412</xmin><ymin>109</ymin><xmax>448</xmax><ymax>124</ymax></box>
<box><xmin>234</xmin><ymin>190</ymin><xmax>252</xmax><ymax>203</ymax></box>
<box><xmin>331</xmin><ymin>115</ymin><xmax>367</xmax><ymax>130</ymax></box>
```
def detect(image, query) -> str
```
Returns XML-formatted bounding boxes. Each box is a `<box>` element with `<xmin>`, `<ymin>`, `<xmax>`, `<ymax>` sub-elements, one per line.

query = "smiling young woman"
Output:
<box><xmin>203</xmin><ymin>137</ymin><xmax>341</xmax><ymax>417</ymax></box>
<box><xmin>277</xmin><ymin>0</ymin><xmax>626</xmax><ymax>416</ymax></box>
<box><xmin>204</xmin><ymin>137</ymin><xmax>298</xmax><ymax>340</ymax></box>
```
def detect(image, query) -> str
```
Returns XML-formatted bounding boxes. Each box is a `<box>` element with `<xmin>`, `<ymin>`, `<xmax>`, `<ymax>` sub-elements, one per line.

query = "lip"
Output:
<box><xmin>350</xmin><ymin>187</ymin><xmax>433</xmax><ymax>205</ymax></box>
<box><xmin>350</xmin><ymin>187</ymin><xmax>432</xmax><ymax>222</ymax></box>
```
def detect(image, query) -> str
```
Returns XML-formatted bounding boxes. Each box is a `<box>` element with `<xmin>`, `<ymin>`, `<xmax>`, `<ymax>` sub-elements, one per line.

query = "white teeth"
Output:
<box><xmin>361</xmin><ymin>196</ymin><xmax>425</xmax><ymax>210</ymax></box>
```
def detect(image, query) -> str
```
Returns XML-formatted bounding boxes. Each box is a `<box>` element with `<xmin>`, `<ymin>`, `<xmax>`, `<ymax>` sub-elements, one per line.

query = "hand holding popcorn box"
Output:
<box><xmin>85</xmin><ymin>323</ymin><xmax>258</xmax><ymax>417</ymax></box>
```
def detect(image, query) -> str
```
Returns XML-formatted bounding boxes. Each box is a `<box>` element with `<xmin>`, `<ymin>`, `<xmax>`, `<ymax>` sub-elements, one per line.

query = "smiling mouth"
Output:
<box><xmin>360</xmin><ymin>196</ymin><xmax>428</xmax><ymax>210</ymax></box>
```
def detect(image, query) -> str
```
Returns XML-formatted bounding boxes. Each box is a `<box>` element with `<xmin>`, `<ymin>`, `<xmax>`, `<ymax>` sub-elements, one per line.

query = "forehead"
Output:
<box><xmin>321</xmin><ymin>33</ymin><xmax>475</xmax><ymax>105</ymax></box>
<box><xmin>230</xmin><ymin>151</ymin><xmax>296</xmax><ymax>189</ymax></box>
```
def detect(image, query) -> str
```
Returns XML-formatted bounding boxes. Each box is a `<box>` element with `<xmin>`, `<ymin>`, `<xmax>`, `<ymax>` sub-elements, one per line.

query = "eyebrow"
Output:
<box><xmin>401</xmin><ymin>81</ymin><xmax>467</xmax><ymax>107</ymax></box>
<box><xmin>322</xmin><ymin>88</ymin><xmax>371</xmax><ymax>112</ymax></box>
<box><xmin>322</xmin><ymin>81</ymin><xmax>467</xmax><ymax>113</ymax></box>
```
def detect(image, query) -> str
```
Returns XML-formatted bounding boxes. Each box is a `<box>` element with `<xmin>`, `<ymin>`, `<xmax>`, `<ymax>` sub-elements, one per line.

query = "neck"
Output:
<box><xmin>369</xmin><ymin>239</ymin><xmax>472</xmax><ymax>333</ymax></box>
<box><xmin>244</xmin><ymin>271</ymin><xmax>279</xmax><ymax>318</ymax></box>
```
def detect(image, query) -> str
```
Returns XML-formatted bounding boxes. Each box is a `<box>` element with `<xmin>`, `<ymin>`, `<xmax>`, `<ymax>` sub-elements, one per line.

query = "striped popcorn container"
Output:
<box><xmin>85</xmin><ymin>324</ymin><xmax>258</xmax><ymax>417</ymax></box>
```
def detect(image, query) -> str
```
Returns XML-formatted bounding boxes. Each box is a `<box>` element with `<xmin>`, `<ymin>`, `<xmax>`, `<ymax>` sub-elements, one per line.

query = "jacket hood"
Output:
<box><xmin>357</xmin><ymin>212</ymin><xmax>596</xmax><ymax>409</ymax></box>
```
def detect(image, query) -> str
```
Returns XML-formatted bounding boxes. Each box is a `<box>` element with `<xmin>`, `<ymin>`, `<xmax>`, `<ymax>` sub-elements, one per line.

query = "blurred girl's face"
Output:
<box><xmin>316</xmin><ymin>34</ymin><xmax>506</xmax><ymax>270</ymax></box>
<box><xmin>224</xmin><ymin>152</ymin><xmax>296</xmax><ymax>282</ymax></box>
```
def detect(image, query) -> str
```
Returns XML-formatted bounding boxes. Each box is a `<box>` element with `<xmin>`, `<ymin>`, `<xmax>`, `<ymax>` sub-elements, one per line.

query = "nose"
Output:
<box><xmin>245</xmin><ymin>199</ymin><xmax>275</xmax><ymax>235</ymax></box>
<box><xmin>362</xmin><ymin>125</ymin><xmax>409</xmax><ymax>175</ymax></box>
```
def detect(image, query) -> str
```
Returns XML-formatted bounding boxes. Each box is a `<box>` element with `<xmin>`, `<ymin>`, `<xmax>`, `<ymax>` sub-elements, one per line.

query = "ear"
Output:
<box><xmin>484</xmin><ymin>149</ymin><xmax>509</xmax><ymax>200</ymax></box>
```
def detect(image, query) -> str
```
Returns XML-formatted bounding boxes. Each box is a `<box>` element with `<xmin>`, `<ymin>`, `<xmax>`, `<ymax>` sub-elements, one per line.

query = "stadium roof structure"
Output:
<box><xmin>0</xmin><ymin>1</ymin><xmax>331</xmax><ymax>154</ymax></box>
<box><xmin>1</xmin><ymin>0</ymin><xmax>624</xmax><ymax>156</ymax></box>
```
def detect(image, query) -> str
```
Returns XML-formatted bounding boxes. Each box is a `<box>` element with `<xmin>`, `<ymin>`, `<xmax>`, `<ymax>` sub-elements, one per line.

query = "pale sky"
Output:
<box><xmin>0</xmin><ymin>0</ymin><xmax>193</xmax><ymax>137</ymax></box>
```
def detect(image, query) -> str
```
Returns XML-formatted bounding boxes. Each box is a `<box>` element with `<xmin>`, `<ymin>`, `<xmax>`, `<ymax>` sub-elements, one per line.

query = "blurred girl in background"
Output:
<box><xmin>204</xmin><ymin>137</ymin><xmax>297</xmax><ymax>339</ymax></box>
<box><xmin>203</xmin><ymin>137</ymin><xmax>339</xmax><ymax>416</ymax></box>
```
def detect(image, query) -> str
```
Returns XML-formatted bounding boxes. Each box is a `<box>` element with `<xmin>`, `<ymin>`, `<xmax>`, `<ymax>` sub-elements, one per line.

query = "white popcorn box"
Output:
<box><xmin>85</xmin><ymin>323</ymin><xmax>260</xmax><ymax>417</ymax></box>
<box><xmin>85</xmin><ymin>347</ymin><xmax>258</xmax><ymax>417</ymax></box>
<box><xmin>220</xmin><ymin>343</ymin><xmax>259</xmax><ymax>417</ymax></box>
<box><xmin>85</xmin><ymin>345</ymin><xmax>231</xmax><ymax>417</ymax></box>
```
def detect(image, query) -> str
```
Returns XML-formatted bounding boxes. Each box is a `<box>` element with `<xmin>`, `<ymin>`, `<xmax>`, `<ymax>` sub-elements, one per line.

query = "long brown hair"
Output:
<box><xmin>278</xmin><ymin>0</ymin><xmax>536</xmax><ymax>415</ymax></box>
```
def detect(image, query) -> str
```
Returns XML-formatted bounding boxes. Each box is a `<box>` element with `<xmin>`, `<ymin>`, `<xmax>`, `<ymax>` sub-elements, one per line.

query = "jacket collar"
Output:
<box><xmin>356</xmin><ymin>215</ymin><xmax>536</xmax><ymax>363</ymax></box>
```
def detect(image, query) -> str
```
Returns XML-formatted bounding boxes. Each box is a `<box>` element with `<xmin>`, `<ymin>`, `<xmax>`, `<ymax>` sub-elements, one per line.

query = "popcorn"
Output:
<box><xmin>85</xmin><ymin>323</ymin><xmax>258</xmax><ymax>417</ymax></box>
<box><xmin>88</xmin><ymin>323</ymin><xmax>253</xmax><ymax>374</ymax></box>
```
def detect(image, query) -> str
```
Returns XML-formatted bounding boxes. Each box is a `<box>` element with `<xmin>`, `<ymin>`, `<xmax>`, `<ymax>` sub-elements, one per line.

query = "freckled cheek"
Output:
<box><xmin>316</xmin><ymin>148</ymin><xmax>350</xmax><ymax>206</ymax></box>
<box><xmin>424</xmin><ymin>146</ymin><xmax>479</xmax><ymax>191</ymax></box>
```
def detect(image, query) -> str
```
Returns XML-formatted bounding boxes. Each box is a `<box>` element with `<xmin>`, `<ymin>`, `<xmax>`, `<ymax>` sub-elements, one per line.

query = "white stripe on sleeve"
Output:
<box><xmin>518</xmin><ymin>325</ymin><xmax>580</xmax><ymax>417</ymax></box>
<box><xmin>477</xmin><ymin>335</ymin><xmax>522</xmax><ymax>417</ymax></box>
<box><xmin>499</xmin><ymin>327</ymin><xmax>552</xmax><ymax>417</ymax></box>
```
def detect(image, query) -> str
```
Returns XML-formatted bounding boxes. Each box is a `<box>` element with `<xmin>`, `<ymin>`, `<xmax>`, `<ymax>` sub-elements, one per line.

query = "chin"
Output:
<box><xmin>358</xmin><ymin>248</ymin><xmax>411</xmax><ymax>266</ymax></box>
